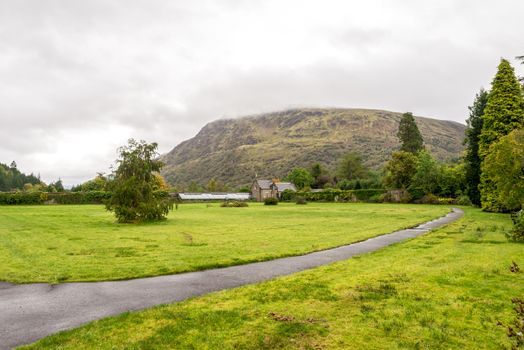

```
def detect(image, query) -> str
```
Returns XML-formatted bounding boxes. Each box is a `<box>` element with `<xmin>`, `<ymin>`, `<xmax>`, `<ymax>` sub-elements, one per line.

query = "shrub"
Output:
<box><xmin>220</xmin><ymin>200</ymin><xmax>248</xmax><ymax>207</ymax></box>
<box><xmin>264</xmin><ymin>197</ymin><xmax>278</xmax><ymax>205</ymax></box>
<box><xmin>295</xmin><ymin>197</ymin><xmax>307</xmax><ymax>205</ymax></box>
<box><xmin>417</xmin><ymin>194</ymin><xmax>439</xmax><ymax>204</ymax></box>
<box><xmin>456</xmin><ymin>195</ymin><xmax>473</xmax><ymax>206</ymax></box>
<box><xmin>383</xmin><ymin>190</ymin><xmax>411</xmax><ymax>203</ymax></box>
<box><xmin>438</xmin><ymin>197</ymin><xmax>455</xmax><ymax>205</ymax></box>
<box><xmin>507</xmin><ymin>210</ymin><xmax>524</xmax><ymax>242</ymax></box>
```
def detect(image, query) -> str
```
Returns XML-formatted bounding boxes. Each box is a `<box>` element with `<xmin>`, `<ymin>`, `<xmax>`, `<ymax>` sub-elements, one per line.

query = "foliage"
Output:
<box><xmin>384</xmin><ymin>151</ymin><xmax>418</xmax><ymax>189</ymax></box>
<box><xmin>105</xmin><ymin>139</ymin><xmax>173</xmax><ymax>223</ymax></box>
<box><xmin>310</xmin><ymin>163</ymin><xmax>331</xmax><ymax>189</ymax></box>
<box><xmin>438</xmin><ymin>163</ymin><xmax>466</xmax><ymax>198</ymax></box>
<box><xmin>507</xmin><ymin>210</ymin><xmax>524</xmax><ymax>241</ymax></box>
<box><xmin>220</xmin><ymin>200</ymin><xmax>248</xmax><ymax>208</ymax></box>
<box><xmin>478</xmin><ymin>59</ymin><xmax>523</xmax><ymax>212</ymax></box>
<box><xmin>280</xmin><ymin>189</ymin><xmax>387</xmax><ymax>202</ymax></box>
<box><xmin>397</xmin><ymin>112</ymin><xmax>424</xmax><ymax>153</ymax></box>
<box><xmin>481</xmin><ymin>129</ymin><xmax>524</xmax><ymax>212</ymax></box>
<box><xmin>47</xmin><ymin>191</ymin><xmax>112</xmax><ymax>205</ymax></box>
<box><xmin>72</xmin><ymin>174</ymin><xmax>109</xmax><ymax>192</ymax></box>
<box><xmin>206</xmin><ymin>178</ymin><xmax>230</xmax><ymax>192</ymax></box>
<box><xmin>464</xmin><ymin>88</ymin><xmax>488</xmax><ymax>205</ymax></box>
<box><xmin>295</xmin><ymin>197</ymin><xmax>307</xmax><ymax>205</ymax></box>
<box><xmin>264</xmin><ymin>197</ymin><xmax>278</xmax><ymax>205</ymax></box>
<box><xmin>410</xmin><ymin>151</ymin><xmax>440</xmax><ymax>195</ymax></box>
<box><xmin>285</xmin><ymin>167</ymin><xmax>313</xmax><ymax>190</ymax></box>
<box><xmin>456</xmin><ymin>195</ymin><xmax>473</xmax><ymax>206</ymax></box>
<box><xmin>0</xmin><ymin>161</ymin><xmax>42</xmax><ymax>191</ymax></box>
<box><xmin>187</xmin><ymin>181</ymin><xmax>204</xmax><ymax>192</ymax></box>
<box><xmin>479</xmin><ymin>59</ymin><xmax>524</xmax><ymax>158</ymax></box>
<box><xmin>0</xmin><ymin>191</ymin><xmax>46</xmax><ymax>205</ymax></box>
<box><xmin>336</xmin><ymin>152</ymin><xmax>369</xmax><ymax>181</ymax></box>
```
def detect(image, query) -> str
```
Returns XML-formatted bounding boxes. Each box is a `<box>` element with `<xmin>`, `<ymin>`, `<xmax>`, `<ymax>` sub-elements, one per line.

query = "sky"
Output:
<box><xmin>1</xmin><ymin>0</ymin><xmax>523</xmax><ymax>186</ymax></box>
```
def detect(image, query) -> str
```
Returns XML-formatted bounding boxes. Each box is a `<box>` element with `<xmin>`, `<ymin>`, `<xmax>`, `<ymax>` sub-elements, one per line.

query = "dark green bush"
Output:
<box><xmin>408</xmin><ymin>187</ymin><xmax>425</xmax><ymax>201</ymax></box>
<box><xmin>456</xmin><ymin>195</ymin><xmax>473</xmax><ymax>206</ymax></box>
<box><xmin>264</xmin><ymin>197</ymin><xmax>278</xmax><ymax>205</ymax></box>
<box><xmin>295</xmin><ymin>197</ymin><xmax>307</xmax><ymax>205</ymax></box>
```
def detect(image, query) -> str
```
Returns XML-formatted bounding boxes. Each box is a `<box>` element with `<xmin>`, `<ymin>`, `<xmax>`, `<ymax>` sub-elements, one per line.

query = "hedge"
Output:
<box><xmin>46</xmin><ymin>191</ymin><xmax>112</xmax><ymax>204</ymax></box>
<box><xmin>0</xmin><ymin>192</ymin><xmax>46</xmax><ymax>205</ymax></box>
<box><xmin>280</xmin><ymin>189</ymin><xmax>387</xmax><ymax>202</ymax></box>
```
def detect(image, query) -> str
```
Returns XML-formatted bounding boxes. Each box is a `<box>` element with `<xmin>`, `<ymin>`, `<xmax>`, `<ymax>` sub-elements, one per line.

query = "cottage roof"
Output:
<box><xmin>255</xmin><ymin>179</ymin><xmax>273</xmax><ymax>190</ymax></box>
<box><xmin>275</xmin><ymin>182</ymin><xmax>296</xmax><ymax>192</ymax></box>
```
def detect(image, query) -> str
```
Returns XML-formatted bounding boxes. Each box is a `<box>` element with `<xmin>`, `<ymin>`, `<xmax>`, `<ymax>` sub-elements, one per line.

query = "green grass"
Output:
<box><xmin>21</xmin><ymin>208</ymin><xmax>524</xmax><ymax>349</ymax></box>
<box><xmin>0</xmin><ymin>203</ymin><xmax>448</xmax><ymax>283</ymax></box>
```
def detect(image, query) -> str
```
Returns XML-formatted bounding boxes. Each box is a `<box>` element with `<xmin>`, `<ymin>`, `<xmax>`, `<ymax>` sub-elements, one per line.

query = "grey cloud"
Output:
<box><xmin>0</xmin><ymin>0</ymin><xmax>523</xmax><ymax>186</ymax></box>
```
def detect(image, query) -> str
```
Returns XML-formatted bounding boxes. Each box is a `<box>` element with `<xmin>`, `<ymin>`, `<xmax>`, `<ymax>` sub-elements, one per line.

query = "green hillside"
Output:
<box><xmin>161</xmin><ymin>108</ymin><xmax>465</xmax><ymax>187</ymax></box>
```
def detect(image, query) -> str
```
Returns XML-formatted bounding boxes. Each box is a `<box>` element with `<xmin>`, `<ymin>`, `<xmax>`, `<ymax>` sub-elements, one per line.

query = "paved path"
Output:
<box><xmin>0</xmin><ymin>208</ymin><xmax>463</xmax><ymax>349</ymax></box>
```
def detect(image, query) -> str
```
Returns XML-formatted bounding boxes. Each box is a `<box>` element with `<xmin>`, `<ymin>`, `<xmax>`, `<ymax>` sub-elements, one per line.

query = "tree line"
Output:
<box><xmin>0</xmin><ymin>161</ymin><xmax>64</xmax><ymax>192</ymax></box>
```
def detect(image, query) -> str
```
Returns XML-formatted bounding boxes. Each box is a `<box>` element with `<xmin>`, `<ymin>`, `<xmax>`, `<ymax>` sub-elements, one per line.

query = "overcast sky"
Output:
<box><xmin>1</xmin><ymin>0</ymin><xmax>523</xmax><ymax>186</ymax></box>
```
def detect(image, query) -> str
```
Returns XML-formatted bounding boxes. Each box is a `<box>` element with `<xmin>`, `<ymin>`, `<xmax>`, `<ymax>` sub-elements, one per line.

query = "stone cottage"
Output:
<box><xmin>251</xmin><ymin>179</ymin><xmax>296</xmax><ymax>201</ymax></box>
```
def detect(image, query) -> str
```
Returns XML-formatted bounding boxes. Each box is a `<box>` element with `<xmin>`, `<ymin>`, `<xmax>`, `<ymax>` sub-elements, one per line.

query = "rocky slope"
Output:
<box><xmin>161</xmin><ymin>108</ymin><xmax>465</xmax><ymax>187</ymax></box>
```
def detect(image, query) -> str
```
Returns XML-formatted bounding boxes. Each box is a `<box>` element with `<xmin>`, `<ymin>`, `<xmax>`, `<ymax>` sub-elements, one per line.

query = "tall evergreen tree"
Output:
<box><xmin>479</xmin><ymin>59</ymin><xmax>524</xmax><ymax>157</ymax></box>
<box><xmin>479</xmin><ymin>58</ymin><xmax>524</xmax><ymax>211</ymax></box>
<box><xmin>397</xmin><ymin>112</ymin><xmax>424</xmax><ymax>153</ymax></box>
<box><xmin>464</xmin><ymin>88</ymin><xmax>488</xmax><ymax>206</ymax></box>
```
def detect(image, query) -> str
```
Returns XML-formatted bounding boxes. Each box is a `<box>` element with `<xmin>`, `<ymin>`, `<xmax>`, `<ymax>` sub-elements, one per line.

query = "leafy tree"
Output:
<box><xmin>410</xmin><ymin>150</ymin><xmax>440</xmax><ymax>195</ymax></box>
<box><xmin>481</xmin><ymin>129</ymin><xmax>524</xmax><ymax>212</ymax></box>
<box><xmin>479</xmin><ymin>59</ymin><xmax>524</xmax><ymax>211</ymax></box>
<box><xmin>438</xmin><ymin>163</ymin><xmax>466</xmax><ymax>197</ymax></box>
<box><xmin>286</xmin><ymin>167</ymin><xmax>313</xmax><ymax>190</ymax></box>
<box><xmin>105</xmin><ymin>139</ymin><xmax>173</xmax><ymax>223</ymax></box>
<box><xmin>205</xmin><ymin>177</ymin><xmax>229</xmax><ymax>192</ymax></box>
<box><xmin>187</xmin><ymin>181</ymin><xmax>203</xmax><ymax>192</ymax></box>
<box><xmin>336</xmin><ymin>152</ymin><xmax>368</xmax><ymax>180</ymax></box>
<box><xmin>310</xmin><ymin>163</ymin><xmax>330</xmax><ymax>189</ymax></box>
<box><xmin>397</xmin><ymin>112</ymin><xmax>424</xmax><ymax>153</ymax></box>
<box><xmin>80</xmin><ymin>174</ymin><xmax>109</xmax><ymax>191</ymax></box>
<box><xmin>384</xmin><ymin>151</ymin><xmax>418</xmax><ymax>189</ymax></box>
<box><xmin>464</xmin><ymin>88</ymin><xmax>488</xmax><ymax>205</ymax></box>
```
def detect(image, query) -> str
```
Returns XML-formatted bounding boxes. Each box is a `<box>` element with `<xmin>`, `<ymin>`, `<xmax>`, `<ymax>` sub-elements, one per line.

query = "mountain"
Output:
<box><xmin>161</xmin><ymin>108</ymin><xmax>466</xmax><ymax>187</ymax></box>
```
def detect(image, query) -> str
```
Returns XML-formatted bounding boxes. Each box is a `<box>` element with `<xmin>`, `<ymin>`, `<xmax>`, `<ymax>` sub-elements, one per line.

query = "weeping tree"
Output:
<box><xmin>106</xmin><ymin>139</ymin><xmax>173</xmax><ymax>223</ymax></box>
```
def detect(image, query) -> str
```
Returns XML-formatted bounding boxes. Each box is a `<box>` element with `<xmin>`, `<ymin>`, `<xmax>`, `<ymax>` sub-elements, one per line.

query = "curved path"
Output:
<box><xmin>0</xmin><ymin>208</ymin><xmax>463</xmax><ymax>349</ymax></box>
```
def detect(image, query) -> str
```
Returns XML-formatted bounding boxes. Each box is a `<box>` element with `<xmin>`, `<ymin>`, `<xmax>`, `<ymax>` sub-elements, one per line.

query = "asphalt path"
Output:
<box><xmin>0</xmin><ymin>208</ymin><xmax>463</xmax><ymax>349</ymax></box>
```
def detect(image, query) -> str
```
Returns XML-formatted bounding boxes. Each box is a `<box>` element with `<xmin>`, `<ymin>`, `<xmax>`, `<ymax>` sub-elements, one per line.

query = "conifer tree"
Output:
<box><xmin>479</xmin><ymin>59</ymin><xmax>524</xmax><ymax>211</ymax></box>
<box><xmin>464</xmin><ymin>88</ymin><xmax>488</xmax><ymax>206</ymax></box>
<box><xmin>479</xmin><ymin>59</ymin><xmax>524</xmax><ymax>157</ymax></box>
<box><xmin>397</xmin><ymin>112</ymin><xmax>424</xmax><ymax>153</ymax></box>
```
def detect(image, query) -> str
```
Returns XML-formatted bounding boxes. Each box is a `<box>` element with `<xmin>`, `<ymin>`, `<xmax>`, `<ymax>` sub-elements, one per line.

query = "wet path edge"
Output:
<box><xmin>0</xmin><ymin>208</ymin><xmax>463</xmax><ymax>349</ymax></box>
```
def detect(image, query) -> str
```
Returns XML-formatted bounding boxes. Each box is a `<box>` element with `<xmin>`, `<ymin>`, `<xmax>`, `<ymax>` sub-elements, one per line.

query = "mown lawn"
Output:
<box><xmin>0</xmin><ymin>203</ymin><xmax>448</xmax><ymax>283</ymax></box>
<box><xmin>21</xmin><ymin>208</ymin><xmax>524</xmax><ymax>349</ymax></box>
